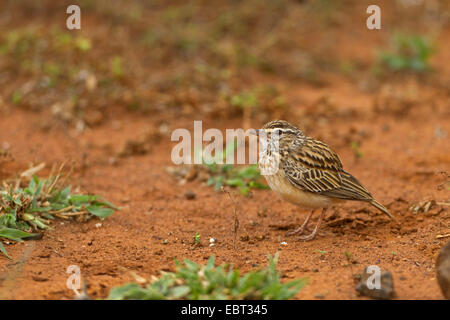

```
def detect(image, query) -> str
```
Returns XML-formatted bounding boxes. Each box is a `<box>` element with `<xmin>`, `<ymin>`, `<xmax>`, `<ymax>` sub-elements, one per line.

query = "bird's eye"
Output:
<box><xmin>276</xmin><ymin>130</ymin><xmax>282</xmax><ymax>136</ymax></box>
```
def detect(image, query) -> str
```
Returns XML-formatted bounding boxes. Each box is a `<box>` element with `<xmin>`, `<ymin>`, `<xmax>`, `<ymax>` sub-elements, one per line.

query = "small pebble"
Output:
<box><xmin>185</xmin><ymin>190</ymin><xmax>196</xmax><ymax>200</ymax></box>
<box><xmin>356</xmin><ymin>267</ymin><xmax>395</xmax><ymax>299</ymax></box>
<box><xmin>240</xmin><ymin>234</ymin><xmax>249</xmax><ymax>241</ymax></box>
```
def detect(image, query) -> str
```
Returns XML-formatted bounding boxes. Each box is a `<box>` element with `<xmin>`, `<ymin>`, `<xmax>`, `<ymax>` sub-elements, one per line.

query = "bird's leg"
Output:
<box><xmin>286</xmin><ymin>210</ymin><xmax>314</xmax><ymax>236</ymax></box>
<box><xmin>298</xmin><ymin>208</ymin><xmax>327</xmax><ymax>241</ymax></box>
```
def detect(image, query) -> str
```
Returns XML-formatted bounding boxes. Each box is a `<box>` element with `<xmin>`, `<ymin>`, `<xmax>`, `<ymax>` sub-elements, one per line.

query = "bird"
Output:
<box><xmin>251</xmin><ymin>120</ymin><xmax>394</xmax><ymax>241</ymax></box>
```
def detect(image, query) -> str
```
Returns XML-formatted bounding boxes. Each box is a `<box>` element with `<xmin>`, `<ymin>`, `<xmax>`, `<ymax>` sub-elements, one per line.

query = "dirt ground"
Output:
<box><xmin>0</xmin><ymin>0</ymin><xmax>449</xmax><ymax>299</ymax></box>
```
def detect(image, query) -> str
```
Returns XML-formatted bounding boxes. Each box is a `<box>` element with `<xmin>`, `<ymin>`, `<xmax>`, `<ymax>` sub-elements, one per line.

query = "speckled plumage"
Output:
<box><xmin>256</xmin><ymin>120</ymin><xmax>393</xmax><ymax>240</ymax></box>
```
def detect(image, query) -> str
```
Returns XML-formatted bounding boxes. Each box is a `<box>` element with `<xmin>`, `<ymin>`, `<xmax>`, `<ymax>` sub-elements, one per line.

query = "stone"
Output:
<box><xmin>436</xmin><ymin>241</ymin><xmax>450</xmax><ymax>299</ymax></box>
<box><xmin>356</xmin><ymin>266</ymin><xmax>395</xmax><ymax>299</ymax></box>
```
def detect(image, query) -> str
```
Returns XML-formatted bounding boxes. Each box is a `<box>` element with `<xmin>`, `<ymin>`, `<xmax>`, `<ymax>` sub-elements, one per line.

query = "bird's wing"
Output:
<box><xmin>282</xmin><ymin>137</ymin><xmax>344</xmax><ymax>193</ymax></box>
<box><xmin>322</xmin><ymin>170</ymin><xmax>373</xmax><ymax>201</ymax></box>
<box><xmin>283</xmin><ymin>137</ymin><xmax>374</xmax><ymax>201</ymax></box>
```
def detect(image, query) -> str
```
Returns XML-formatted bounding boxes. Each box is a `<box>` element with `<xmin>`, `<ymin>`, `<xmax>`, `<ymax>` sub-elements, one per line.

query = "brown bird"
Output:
<box><xmin>252</xmin><ymin>120</ymin><xmax>394</xmax><ymax>241</ymax></box>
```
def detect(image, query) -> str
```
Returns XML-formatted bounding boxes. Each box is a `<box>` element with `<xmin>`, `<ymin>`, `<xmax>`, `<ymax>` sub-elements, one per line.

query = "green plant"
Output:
<box><xmin>108</xmin><ymin>253</ymin><xmax>308</xmax><ymax>300</ymax></box>
<box><xmin>344</xmin><ymin>251</ymin><xmax>353</xmax><ymax>274</ymax></box>
<box><xmin>74</xmin><ymin>36</ymin><xmax>92</xmax><ymax>52</ymax></box>
<box><xmin>227</xmin><ymin>86</ymin><xmax>288</xmax><ymax>119</ymax></box>
<box><xmin>229</xmin><ymin>91</ymin><xmax>258</xmax><ymax>110</ymax></box>
<box><xmin>0</xmin><ymin>30</ymin><xmax>37</xmax><ymax>57</ymax></box>
<box><xmin>43</xmin><ymin>62</ymin><xmax>62</xmax><ymax>86</ymax></box>
<box><xmin>351</xmin><ymin>141</ymin><xmax>363</xmax><ymax>159</ymax></box>
<box><xmin>194</xmin><ymin>232</ymin><xmax>201</xmax><ymax>244</ymax></box>
<box><xmin>0</xmin><ymin>172</ymin><xmax>118</xmax><ymax>259</ymax></box>
<box><xmin>11</xmin><ymin>90</ymin><xmax>22</xmax><ymax>105</ymax></box>
<box><xmin>344</xmin><ymin>251</ymin><xmax>352</xmax><ymax>260</ymax></box>
<box><xmin>203</xmin><ymin>142</ymin><xmax>269</xmax><ymax>196</ymax></box>
<box><xmin>110</xmin><ymin>56</ymin><xmax>124</xmax><ymax>78</ymax></box>
<box><xmin>378</xmin><ymin>33</ymin><xmax>434</xmax><ymax>72</ymax></box>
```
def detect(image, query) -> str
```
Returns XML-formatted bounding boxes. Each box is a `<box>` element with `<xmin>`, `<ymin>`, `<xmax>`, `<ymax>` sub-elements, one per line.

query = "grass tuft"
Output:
<box><xmin>203</xmin><ymin>142</ymin><xmax>269</xmax><ymax>196</ymax></box>
<box><xmin>108</xmin><ymin>253</ymin><xmax>308</xmax><ymax>300</ymax></box>
<box><xmin>0</xmin><ymin>166</ymin><xmax>118</xmax><ymax>259</ymax></box>
<box><xmin>378</xmin><ymin>33</ymin><xmax>434</xmax><ymax>73</ymax></box>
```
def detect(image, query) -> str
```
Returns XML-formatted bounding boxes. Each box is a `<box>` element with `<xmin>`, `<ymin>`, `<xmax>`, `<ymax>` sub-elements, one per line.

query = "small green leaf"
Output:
<box><xmin>13</xmin><ymin>197</ymin><xmax>22</xmax><ymax>206</ymax></box>
<box><xmin>108</xmin><ymin>283</ymin><xmax>143</xmax><ymax>300</ymax></box>
<box><xmin>194</xmin><ymin>232</ymin><xmax>201</xmax><ymax>244</ymax></box>
<box><xmin>171</xmin><ymin>286</ymin><xmax>190</xmax><ymax>298</ymax></box>
<box><xmin>94</xmin><ymin>199</ymin><xmax>120</xmax><ymax>210</ymax></box>
<box><xmin>75</xmin><ymin>37</ymin><xmax>91</xmax><ymax>52</ymax></box>
<box><xmin>60</xmin><ymin>186</ymin><xmax>71</xmax><ymax>200</ymax></box>
<box><xmin>86</xmin><ymin>206</ymin><xmax>114</xmax><ymax>218</ymax></box>
<box><xmin>12</xmin><ymin>90</ymin><xmax>22</xmax><ymax>105</ymax></box>
<box><xmin>0</xmin><ymin>242</ymin><xmax>11</xmax><ymax>259</ymax></box>
<box><xmin>0</xmin><ymin>227</ymin><xmax>35</xmax><ymax>241</ymax></box>
<box><xmin>69</xmin><ymin>195</ymin><xmax>95</xmax><ymax>205</ymax></box>
<box><xmin>225</xmin><ymin>178</ymin><xmax>244</xmax><ymax>187</ymax></box>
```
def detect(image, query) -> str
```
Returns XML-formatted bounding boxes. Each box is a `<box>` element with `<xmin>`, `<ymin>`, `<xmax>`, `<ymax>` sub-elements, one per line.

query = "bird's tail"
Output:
<box><xmin>370</xmin><ymin>199</ymin><xmax>395</xmax><ymax>220</ymax></box>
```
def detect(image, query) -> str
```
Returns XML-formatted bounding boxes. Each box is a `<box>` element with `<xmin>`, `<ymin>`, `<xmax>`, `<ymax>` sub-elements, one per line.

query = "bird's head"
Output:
<box><xmin>250</xmin><ymin>120</ymin><xmax>304</xmax><ymax>144</ymax></box>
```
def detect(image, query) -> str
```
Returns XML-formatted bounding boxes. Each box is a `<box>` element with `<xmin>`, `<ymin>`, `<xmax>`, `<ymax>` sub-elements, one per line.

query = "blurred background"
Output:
<box><xmin>0</xmin><ymin>0</ymin><xmax>449</xmax><ymax>300</ymax></box>
<box><xmin>0</xmin><ymin>0</ymin><xmax>448</xmax><ymax>132</ymax></box>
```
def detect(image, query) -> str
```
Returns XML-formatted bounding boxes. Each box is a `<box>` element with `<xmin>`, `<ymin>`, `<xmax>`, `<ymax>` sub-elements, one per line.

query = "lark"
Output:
<box><xmin>252</xmin><ymin>120</ymin><xmax>394</xmax><ymax>241</ymax></box>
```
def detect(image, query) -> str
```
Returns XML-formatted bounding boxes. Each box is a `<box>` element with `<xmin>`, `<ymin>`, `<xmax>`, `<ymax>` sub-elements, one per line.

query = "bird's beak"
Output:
<box><xmin>249</xmin><ymin>129</ymin><xmax>264</xmax><ymax>136</ymax></box>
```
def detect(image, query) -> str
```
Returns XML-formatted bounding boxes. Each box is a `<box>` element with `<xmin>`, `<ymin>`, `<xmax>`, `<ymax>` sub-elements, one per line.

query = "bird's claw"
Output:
<box><xmin>286</xmin><ymin>227</ymin><xmax>306</xmax><ymax>236</ymax></box>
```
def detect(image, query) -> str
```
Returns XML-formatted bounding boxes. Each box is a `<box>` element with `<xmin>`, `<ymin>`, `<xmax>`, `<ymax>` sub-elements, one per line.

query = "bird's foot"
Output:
<box><xmin>286</xmin><ymin>225</ymin><xmax>313</xmax><ymax>236</ymax></box>
<box><xmin>286</xmin><ymin>210</ymin><xmax>315</xmax><ymax>236</ymax></box>
<box><xmin>297</xmin><ymin>230</ymin><xmax>318</xmax><ymax>241</ymax></box>
<box><xmin>286</xmin><ymin>226</ymin><xmax>306</xmax><ymax>236</ymax></box>
<box><xmin>296</xmin><ymin>208</ymin><xmax>326</xmax><ymax>241</ymax></box>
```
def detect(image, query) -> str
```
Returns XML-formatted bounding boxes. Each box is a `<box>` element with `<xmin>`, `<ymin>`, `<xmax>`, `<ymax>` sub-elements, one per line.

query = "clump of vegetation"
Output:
<box><xmin>317</xmin><ymin>249</ymin><xmax>327</xmax><ymax>258</ymax></box>
<box><xmin>108</xmin><ymin>253</ymin><xmax>308</xmax><ymax>300</ymax></box>
<box><xmin>110</xmin><ymin>56</ymin><xmax>124</xmax><ymax>79</ymax></box>
<box><xmin>0</xmin><ymin>167</ymin><xmax>118</xmax><ymax>259</ymax></box>
<box><xmin>351</xmin><ymin>141</ymin><xmax>363</xmax><ymax>159</ymax></box>
<box><xmin>378</xmin><ymin>33</ymin><xmax>434</xmax><ymax>72</ymax></box>
<box><xmin>229</xmin><ymin>90</ymin><xmax>258</xmax><ymax>111</ymax></box>
<box><xmin>203</xmin><ymin>143</ymin><xmax>269</xmax><ymax>196</ymax></box>
<box><xmin>207</xmin><ymin>164</ymin><xmax>269</xmax><ymax>196</ymax></box>
<box><xmin>193</xmin><ymin>232</ymin><xmax>201</xmax><ymax>244</ymax></box>
<box><xmin>226</xmin><ymin>86</ymin><xmax>288</xmax><ymax>121</ymax></box>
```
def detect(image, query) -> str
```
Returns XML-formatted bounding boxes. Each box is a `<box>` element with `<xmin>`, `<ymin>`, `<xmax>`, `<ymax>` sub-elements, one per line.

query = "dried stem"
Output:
<box><xmin>222</xmin><ymin>187</ymin><xmax>240</xmax><ymax>250</ymax></box>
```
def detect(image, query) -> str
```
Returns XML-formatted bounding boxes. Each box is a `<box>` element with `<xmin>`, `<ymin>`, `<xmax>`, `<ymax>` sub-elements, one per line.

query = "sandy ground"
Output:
<box><xmin>1</xmin><ymin>76</ymin><xmax>449</xmax><ymax>299</ymax></box>
<box><xmin>0</xmin><ymin>0</ymin><xmax>449</xmax><ymax>300</ymax></box>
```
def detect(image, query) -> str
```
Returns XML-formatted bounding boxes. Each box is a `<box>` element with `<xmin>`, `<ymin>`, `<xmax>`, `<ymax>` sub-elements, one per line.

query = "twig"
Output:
<box><xmin>48</xmin><ymin>205</ymin><xmax>74</xmax><ymax>214</ymax></box>
<box><xmin>47</xmin><ymin>161</ymin><xmax>67</xmax><ymax>194</ymax></box>
<box><xmin>53</xmin><ymin>213</ymin><xmax>71</xmax><ymax>220</ymax></box>
<box><xmin>60</xmin><ymin>211</ymin><xmax>88</xmax><ymax>216</ymax></box>
<box><xmin>222</xmin><ymin>187</ymin><xmax>240</xmax><ymax>250</ymax></box>
<box><xmin>435</xmin><ymin>202</ymin><xmax>450</xmax><ymax>206</ymax></box>
<box><xmin>20</xmin><ymin>162</ymin><xmax>46</xmax><ymax>179</ymax></box>
<box><xmin>57</xmin><ymin>161</ymin><xmax>75</xmax><ymax>192</ymax></box>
